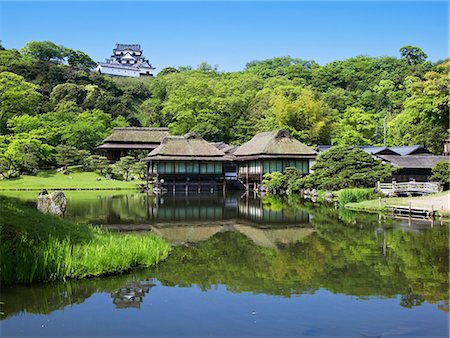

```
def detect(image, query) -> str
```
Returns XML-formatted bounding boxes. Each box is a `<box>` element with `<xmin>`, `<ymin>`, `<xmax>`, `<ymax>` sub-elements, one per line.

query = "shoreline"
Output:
<box><xmin>345</xmin><ymin>191</ymin><xmax>450</xmax><ymax>218</ymax></box>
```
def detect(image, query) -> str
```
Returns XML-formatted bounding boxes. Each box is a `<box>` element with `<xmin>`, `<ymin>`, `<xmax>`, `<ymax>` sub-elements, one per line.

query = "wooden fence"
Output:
<box><xmin>377</xmin><ymin>181</ymin><xmax>442</xmax><ymax>195</ymax></box>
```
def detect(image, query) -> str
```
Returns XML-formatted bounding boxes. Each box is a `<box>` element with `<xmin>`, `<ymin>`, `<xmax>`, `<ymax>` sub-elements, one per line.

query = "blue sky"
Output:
<box><xmin>1</xmin><ymin>1</ymin><xmax>448</xmax><ymax>72</ymax></box>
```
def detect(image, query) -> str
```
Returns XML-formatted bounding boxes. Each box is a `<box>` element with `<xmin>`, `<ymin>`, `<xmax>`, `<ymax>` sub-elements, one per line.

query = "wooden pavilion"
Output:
<box><xmin>233</xmin><ymin>130</ymin><xmax>317</xmax><ymax>190</ymax></box>
<box><xmin>143</xmin><ymin>133</ymin><xmax>235</xmax><ymax>192</ymax></box>
<box><xmin>97</xmin><ymin>127</ymin><xmax>170</xmax><ymax>161</ymax></box>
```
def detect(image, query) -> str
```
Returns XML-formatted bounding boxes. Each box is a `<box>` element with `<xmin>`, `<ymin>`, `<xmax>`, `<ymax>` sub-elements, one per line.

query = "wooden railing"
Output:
<box><xmin>377</xmin><ymin>181</ymin><xmax>442</xmax><ymax>195</ymax></box>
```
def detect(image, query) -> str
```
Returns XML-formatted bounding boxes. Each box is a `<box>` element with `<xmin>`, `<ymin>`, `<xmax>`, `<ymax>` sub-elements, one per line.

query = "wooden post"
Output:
<box><xmin>246</xmin><ymin>163</ymin><xmax>249</xmax><ymax>191</ymax></box>
<box><xmin>260</xmin><ymin>160</ymin><xmax>263</xmax><ymax>185</ymax></box>
<box><xmin>146</xmin><ymin>162</ymin><xmax>150</xmax><ymax>191</ymax></box>
<box><xmin>155</xmin><ymin>162</ymin><xmax>159</xmax><ymax>193</ymax></box>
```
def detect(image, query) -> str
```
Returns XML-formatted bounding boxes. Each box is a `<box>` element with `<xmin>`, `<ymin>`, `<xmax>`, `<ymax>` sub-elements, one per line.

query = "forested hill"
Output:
<box><xmin>0</xmin><ymin>41</ymin><xmax>448</xmax><ymax>174</ymax></box>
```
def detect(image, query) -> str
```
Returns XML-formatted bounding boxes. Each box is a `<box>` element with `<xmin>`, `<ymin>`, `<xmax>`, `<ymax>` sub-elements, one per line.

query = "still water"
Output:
<box><xmin>1</xmin><ymin>191</ymin><xmax>449</xmax><ymax>337</ymax></box>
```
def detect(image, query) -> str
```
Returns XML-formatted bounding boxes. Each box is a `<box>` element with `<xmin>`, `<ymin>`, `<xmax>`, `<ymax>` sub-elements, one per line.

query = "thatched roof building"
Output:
<box><xmin>233</xmin><ymin>130</ymin><xmax>317</xmax><ymax>187</ymax></box>
<box><xmin>97</xmin><ymin>127</ymin><xmax>170</xmax><ymax>160</ymax></box>
<box><xmin>144</xmin><ymin>133</ymin><xmax>234</xmax><ymax>162</ymax></box>
<box><xmin>234</xmin><ymin>130</ymin><xmax>317</xmax><ymax>160</ymax></box>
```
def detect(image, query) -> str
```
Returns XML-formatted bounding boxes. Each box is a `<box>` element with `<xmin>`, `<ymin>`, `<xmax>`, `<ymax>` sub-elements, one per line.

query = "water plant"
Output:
<box><xmin>0</xmin><ymin>196</ymin><xmax>170</xmax><ymax>284</ymax></box>
<box><xmin>339</xmin><ymin>188</ymin><xmax>376</xmax><ymax>207</ymax></box>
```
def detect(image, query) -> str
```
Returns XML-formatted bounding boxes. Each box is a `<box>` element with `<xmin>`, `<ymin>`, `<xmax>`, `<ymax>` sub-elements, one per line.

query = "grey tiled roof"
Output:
<box><xmin>317</xmin><ymin>144</ymin><xmax>431</xmax><ymax>156</ymax></box>
<box><xmin>389</xmin><ymin>145</ymin><xmax>430</xmax><ymax>156</ymax></box>
<box><xmin>114</xmin><ymin>44</ymin><xmax>141</xmax><ymax>51</ymax></box>
<box><xmin>377</xmin><ymin>155</ymin><xmax>448</xmax><ymax>169</ymax></box>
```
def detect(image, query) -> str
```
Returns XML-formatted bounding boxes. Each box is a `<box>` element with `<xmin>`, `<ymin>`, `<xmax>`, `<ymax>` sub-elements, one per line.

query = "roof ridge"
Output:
<box><xmin>113</xmin><ymin>127</ymin><xmax>169</xmax><ymax>131</ymax></box>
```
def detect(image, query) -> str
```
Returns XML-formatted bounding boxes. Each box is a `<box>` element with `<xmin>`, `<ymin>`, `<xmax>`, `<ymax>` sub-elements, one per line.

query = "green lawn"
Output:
<box><xmin>346</xmin><ymin>191</ymin><xmax>449</xmax><ymax>217</ymax></box>
<box><xmin>0</xmin><ymin>170</ymin><xmax>145</xmax><ymax>190</ymax></box>
<box><xmin>0</xmin><ymin>196</ymin><xmax>170</xmax><ymax>284</ymax></box>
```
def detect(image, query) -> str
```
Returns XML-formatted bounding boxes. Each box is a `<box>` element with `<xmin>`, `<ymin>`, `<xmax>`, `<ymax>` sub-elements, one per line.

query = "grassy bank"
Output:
<box><xmin>0</xmin><ymin>170</ymin><xmax>145</xmax><ymax>190</ymax></box>
<box><xmin>0</xmin><ymin>196</ymin><xmax>170</xmax><ymax>284</ymax></box>
<box><xmin>346</xmin><ymin>191</ymin><xmax>449</xmax><ymax>217</ymax></box>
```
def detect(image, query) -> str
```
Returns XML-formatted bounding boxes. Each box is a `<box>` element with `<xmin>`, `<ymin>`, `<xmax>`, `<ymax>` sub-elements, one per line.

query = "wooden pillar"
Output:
<box><xmin>146</xmin><ymin>162</ymin><xmax>150</xmax><ymax>191</ymax></box>
<box><xmin>155</xmin><ymin>162</ymin><xmax>159</xmax><ymax>192</ymax></box>
<box><xmin>260</xmin><ymin>160</ymin><xmax>263</xmax><ymax>185</ymax></box>
<box><xmin>246</xmin><ymin>162</ymin><xmax>249</xmax><ymax>191</ymax></box>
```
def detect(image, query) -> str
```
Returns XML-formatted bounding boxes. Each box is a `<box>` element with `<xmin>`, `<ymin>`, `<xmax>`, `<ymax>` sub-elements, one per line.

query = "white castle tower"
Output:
<box><xmin>96</xmin><ymin>44</ymin><xmax>155</xmax><ymax>77</ymax></box>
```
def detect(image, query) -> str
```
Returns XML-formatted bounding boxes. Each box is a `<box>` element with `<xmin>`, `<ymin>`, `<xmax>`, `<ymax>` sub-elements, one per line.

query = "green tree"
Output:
<box><xmin>55</xmin><ymin>145</ymin><xmax>88</xmax><ymax>168</ymax></box>
<box><xmin>158</xmin><ymin>67</ymin><xmax>180</xmax><ymax>76</ymax></box>
<box><xmin>62</xmin><ymin>109</ymin><xmax>111</xmax><ymax>151</ymax></box>
<box><xmin>400</xmin><ymin>45</ymin><xmax>428</xmax><ymax>65</ymax></box>
<box><xmin>83</xmin><ymin>155</ymin><xmax>110</xmax><ymax>175</ymax></box>
<box><xmin>49</xmin><ymin>83</ymin><xmax>87</xmax><ymax>107</ymax></box>
<box><xmin>297</xmin><ymin>146</ymin><xmax>395</xmax><ymax>190</ymax></box>
<box><xmin>112</xmin><ymin>156</ymin><xmax>136</xmax><ymax>181</ymax></box>
<box><xmin>3</xmin><ymin>137</ymin><xmax>54</xmax><ymax>174</ymax></box>
<box><xmin>21</xmin><ymin>41</ymin><xmax>66</xmax><ymax>62</ymax></box>
<box><xmin>269</xmin><ymin>86</ymin><xmax>335</xmax><ymax>144</ymax></box>
<box><xmin>64</xmin><ymin>49</ymin><xmax>97</xmax><ymax>70</ymax></box>
<box><xmin>332</xmin><ymin>107</ymin><xmax>377</xmax><ymax>145</ymax></box>
<box><xmin>431</xmin><ymin>161</ymin><xmax>450</xmax><ymax>184</ymax></box>
<box><xmin>389</xmin><ymin>62</ymin><xmax>449</xmax><ymax>153</ymax></box>
<box><xmin>0</xmin><ymin>72</ymin><xmax>43</xmax><ymax>131</ymax></box>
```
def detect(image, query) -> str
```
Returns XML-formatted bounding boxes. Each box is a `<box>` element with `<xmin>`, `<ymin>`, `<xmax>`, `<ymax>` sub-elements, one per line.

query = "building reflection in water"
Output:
<box><xmin>142</xmin><ymin>192</ymin><xmax>314</xmax><ymax>249</ymax></box>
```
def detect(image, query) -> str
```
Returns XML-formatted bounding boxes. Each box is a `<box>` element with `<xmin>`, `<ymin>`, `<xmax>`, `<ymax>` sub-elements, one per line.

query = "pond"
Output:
<box><xmin>1</xmin><ymin>191</ymin><xmax>448</xmax><ymax>337</ymax></box>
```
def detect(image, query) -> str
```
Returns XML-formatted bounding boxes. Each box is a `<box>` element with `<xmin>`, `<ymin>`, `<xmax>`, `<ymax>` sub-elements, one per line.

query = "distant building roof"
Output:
<box><xmin>210</xmin><ymin>142</ymin><xmax>238</xmax><ymax>154</ymax></box>
<box><xmin>114</xmin><ymin>44</ymin><xmax>141</xmax><ymax>52</ymax></box>
<box><xmin>317</xmin><ymin>144</ymin><xmax>431</xmax><ymax>156</ymax></box>
<box><xmin>389</xmin><ymin>145</ymin><xmax>431</xmax><ymax>156</ymax></box>
<box><xmin>234</xmin><ymin>130</ymin><xmax>317</xmax><ymax>159</ymax></box>
<box><xmin>377</xmin><ymin>155</ymin><xmax>448</xmax><ymax>169</ymax></box>
<box><xmin>97</xmin><ymin>143</ymin><xmax>160</xmax><ymax>150</ymax></box>
<box><xmin>144</xmin><ymin>133</ymin><xmax>234</xmax><ymax>161</ymax></box>
<box><xmin>103</xmin><ymin>127</ymin><xmax>170</xmax><ymax>144</ymax></box>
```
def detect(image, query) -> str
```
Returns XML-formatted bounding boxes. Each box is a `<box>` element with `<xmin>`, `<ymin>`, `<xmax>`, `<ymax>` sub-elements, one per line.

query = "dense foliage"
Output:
<box><xmin>262</xmin><ymin>146</ymin><xmax>394</xmax><ymax>193</ymax></box>
<box><xmin>298</xmin><ymin>146</ymin><xmax>395</xmax><ymax>190</ymax></box>
<box><xmin>431</xmin><ymin>161</ymin><xmax>450</xmax><ymax>183</ymax></box>
<box><xmin>0</xmin><ymin>40</ymin><xmax>448</xmax><ymax>178</ymax></box>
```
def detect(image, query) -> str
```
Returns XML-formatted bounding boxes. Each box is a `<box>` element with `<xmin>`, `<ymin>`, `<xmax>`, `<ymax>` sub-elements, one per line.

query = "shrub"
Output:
<box><xmin>431</xmin><ymin>161</ymin><xmax>450</xmax><ymax>184</ymax></box>
<box><xmin>339</xmin><ymin>188</ymin><xmax>376</xmax><ymax>207</ymax></box>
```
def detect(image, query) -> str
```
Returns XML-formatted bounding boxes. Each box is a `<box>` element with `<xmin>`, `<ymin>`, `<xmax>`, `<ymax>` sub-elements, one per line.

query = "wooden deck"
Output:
<box><xmin>389</xmin><ymin>204</ymin><xmax>441</xmax><ymax>219</ymax></box>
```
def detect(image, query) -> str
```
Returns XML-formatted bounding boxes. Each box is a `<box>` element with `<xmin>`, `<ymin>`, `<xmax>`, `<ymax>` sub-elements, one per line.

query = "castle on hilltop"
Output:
<box><xmin>95</xmin><ymin>44</ymin><xmax>155</xmax><ymax>77</ymax></box>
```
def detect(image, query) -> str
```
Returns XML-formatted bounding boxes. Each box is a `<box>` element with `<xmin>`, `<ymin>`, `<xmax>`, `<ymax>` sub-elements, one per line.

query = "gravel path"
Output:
<box><xmin>408</xmin><ymin>192</ymin><xmax>449</xmax><ymax>211</ymax></box>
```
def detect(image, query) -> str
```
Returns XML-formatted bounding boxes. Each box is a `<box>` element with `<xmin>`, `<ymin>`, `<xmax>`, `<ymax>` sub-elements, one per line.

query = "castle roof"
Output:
<box><xmin>114</xmin><ymin>44</ymin><xmax>141</xmax><ymax>52</ymax></box>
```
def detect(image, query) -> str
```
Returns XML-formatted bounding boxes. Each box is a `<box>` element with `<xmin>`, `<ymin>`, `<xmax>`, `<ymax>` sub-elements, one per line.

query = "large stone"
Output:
<box><xmin>37</xmin><ymin>191</ymin><xmax>67</xmax><ymax>216</ymax></box>
<box><xmin>324</xmin><ymin>191</ymin><xmax>334</xmax><ymax>201</ymax></box>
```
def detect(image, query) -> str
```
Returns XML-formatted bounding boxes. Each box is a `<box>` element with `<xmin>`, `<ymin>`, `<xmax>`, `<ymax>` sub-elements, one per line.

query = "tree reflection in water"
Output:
<box><xmin>1</xmin><ymin>193</ymin><xmax>448</xmax><ymax>319</ymax></box>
